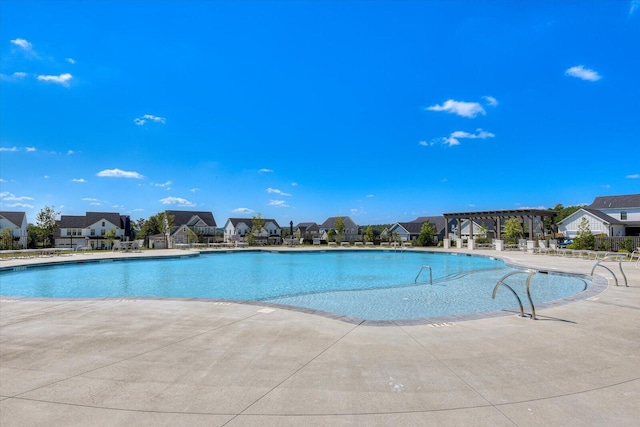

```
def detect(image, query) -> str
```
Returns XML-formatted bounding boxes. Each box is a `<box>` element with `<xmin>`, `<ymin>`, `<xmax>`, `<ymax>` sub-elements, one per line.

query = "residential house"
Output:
<box><xmin>166</xmin><ymin>210</ymin><xmax>218</xmax><ymax>246</ymax></box>
<box><xmin>55</xmin><ymin>212</ymin><xmax>131</xmax><ymax>249</ymax></box>
<box><xmin>224</xmin><ymin>218</ymin><xmax>281</xmax><ymax>244</ymax></box>
<box><xmin>295</xmin><ymin>222</ymin><xmax>320</xmax><ymax>242</ymax></box>
<box><xmin>319</xmin><ymin>216</ymin><xmax>359</xmax><ymax>242</ymax></box>
<box><xmin>558</xmin><ymin>194</ymin><xmax>640</xmax><ymax>238</ymax></box>
<box><xmin>0</xmin><ymin>211</ymin><xmax>28</xmax><ymax>248</ymax></box>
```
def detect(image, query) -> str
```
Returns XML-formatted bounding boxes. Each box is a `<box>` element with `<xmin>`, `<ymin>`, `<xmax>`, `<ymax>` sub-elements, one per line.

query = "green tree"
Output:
<box><xmin>334</xmin><ymin>216</ymin><xmax>345</xmax><ymax>242</ymax></box>
<box><xmin>27</xmin><ymin>224</ymin><xmax>39</xmax><ymax>248</ymax></box>
<box><xmin>327</xmin><ymin>229</ymin><xmax>335</xmax><ymax>242</ymax></box>
<box><xmin>104</xmin><ymin>228</ymin><xmax>117</xmax><ymax>249</ymax></box>
<box><xmin>137</xmin><ymin>212</ymin><xmax>174</xmax><ymax>247</ymax></box>
<box><xmin>417</xmin><ymin>221</ymin><xmax>436</xmax><ymax>246</ymax></box>
<box><xmin>248</xmin><ymin>213</ymin><xmax>266</xmax><ymax>245</ymax></box>
<box><xmin>504</xmin><ymin>218</ymin><xmax>522</xmax><ymax>243</ymax></box>
<box><xmin>364</xmin><ymin>225</ymin><xmax>374</xmax><ymax>243</ymax></box>
<box><xmin>36</xmin><ymin>205</ymin><xmax>60</xmax><ymax>248</ymax></box>
<box><xmin>573</xmin><ymin>217</ymin><xmax>594</xmax><ymax>250</ymax></box>
<box><xmin>0</xmin><ymin>227</ymin><xmax>13</xmax><ymax>250</ymax></box>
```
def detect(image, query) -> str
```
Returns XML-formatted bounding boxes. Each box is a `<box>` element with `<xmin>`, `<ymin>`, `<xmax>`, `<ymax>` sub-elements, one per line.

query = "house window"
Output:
<box><xmin>91</xmin><ymin>229</ymin><xmax>95</xmax><ymax>236</ymax></box>
<box><xmin>102</xmin><ymin>221</ymin><xmax>105</xmax><ymax>226</ymax></box>
<box><xmin>621</xmin><ymin>211</ymin><xmax>627</xmax><ymax>220</ymax></box>
<box><xmin>66</xmin><ymin>230</ymin><xmax>71</xmax><ymax>236</ymax></box>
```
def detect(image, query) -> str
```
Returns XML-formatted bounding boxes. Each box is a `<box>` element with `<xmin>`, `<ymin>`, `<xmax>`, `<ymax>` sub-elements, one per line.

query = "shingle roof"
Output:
<box><xmin>0</xmin><ymin>211</ymin><xmax>26</xmax><ymax>227</ymax></box>
<box><xmin>320</xmin><ymin>216</ymin><xmax>358</xmax><ymax>229</ymax></box>
<box><xmin>583</xmin><ymin>208</ymin><xmax>623</xmax><ymax>225</ymax></box>
<box><xmin>588</xmin><ymin>194</ymin><xmax>640</xmax><ymax>209</ymax></box>
<box><xmin>165</xmin><ymin>210</ymin><xmax>217</xmax><ymax>227</ymax></box>
<box><xmin>228</xmin><ymin>218</ymin><xmax>280</xmax><ymax>229</ymax></box>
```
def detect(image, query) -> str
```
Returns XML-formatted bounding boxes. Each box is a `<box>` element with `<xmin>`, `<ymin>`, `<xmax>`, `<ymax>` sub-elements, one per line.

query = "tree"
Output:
<box><xmin>573</xmin><ymin>217</ymin><xmax>594</xmax><ymax>250</ymax></box>
<box><xmin>0</xmin><ymin>227</ymin><xmax>13</xmax><ymax>250</ymax></box>
<box><xmin>249</xmin><ymin>213</ymin><xmax>266</xmax><ymax>245</ymax></box>
<box><xmin>36</xmin><ymin>205</ymin><xmax>60</xmax><ymax>248</ymax></box>
<box><xmin>334</xmin><ymin>216</ymin><xmax>345</xmax><ymax>242</ymax></box>
<box><xmin>104</xmin><ymin>228</ymin><xmax>117</xmax><ymax>249</ymax></box>
<box><xmin>417</xmin><ymin>221</ymin><xmax>436</xmax><ymax>246</ymax></box>
<box><xmin>504</xmin><ymin>218</ymin><xmax>522</xmax><ymax>243</ymax></box>
<box><xmin>137</xmin><ymin>212</ymin><xmax>174</xmax><ymax>247</ymax></box>
<box><xmin>364</xmin><ymin>225</ymin><xmax>374</xmax><ymax>243</ymax></box>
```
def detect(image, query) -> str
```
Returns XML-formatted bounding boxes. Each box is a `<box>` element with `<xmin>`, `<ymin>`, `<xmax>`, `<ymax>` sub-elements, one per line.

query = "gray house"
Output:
<box><xmin>0</xmin><ymin>211</ymin><xmax>28</xmax><ymax>248</ymax></box>
<box><xmin>319</xmin><ymin>216</ymin><xmax>359</xmax><ymax>242</ymax></box>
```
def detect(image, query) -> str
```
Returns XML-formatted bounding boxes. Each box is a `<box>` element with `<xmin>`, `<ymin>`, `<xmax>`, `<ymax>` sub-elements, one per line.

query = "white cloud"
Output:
<box><xmin>10</xmin><ymin>38</ymin><xmax>32</xmax><ymax>50</ymax></box>
<box><xmin>233</xmin><ymin>207</ymin><xmax>254</xmax><ymax>214</ymax></box>
<box><xmin>269</xmin><ymin>199</ymin><xmax>289</xmax><ymax>207</ymax></box>
<box><xmin>90</xmin><ymin>202</ymin><xmax>101</xmax><ymax>206</ymax></box>
<box><xmin>0</xmin><ymin>146</ymin><xmax>18</xmax><ymax>152</ymax></box>
<box><xmin>626</xmin><ymin>173</ymin><xmax>639</xmax><ymax>179</ymax></box>
<box><xmin>482</xmin><ymin>96</ymin><xmax>498</xmax><ymax>107</ymax></box>
<box><xmin>154</xmin><ymin>181</ymin><xmax>172</xmax><ymax>188</ymax></box>
<box><xmin>43</xmin><ymin>175</ymin><xmax>50</xmax><ymax>179</ymax></box>
<box><xmin>5</xmin><ymin>202</ymin><xmax>34</xmax><ymax>209</ymax></box>
<box><xmin>259</xmin><ymin>168</ymin><xmax>274</xmax><ymax>173</ymax></box>
<box><xmin>134</xmin><ymin>114</ymin><xmax>166</xmax><ymax>126</ymax></box>
<box><xmin>72</xmin><ymin>178</ymin><xmax>86</xmax><ymax>183</ymax></box>
<box><xmin>13</xmin><ymin>71</ymin><xmax>27</xmax><ymax>78</ymax></box>
<box><xmin>2</xmin><ymin>193</ymin><xmax>34</xmax><ymax>201</ymax></box>
<box><xmin>631</xmin><ymin>0</ymin><xmax>640</xmax><ymax>16</ymax></box>
<box><xmin>82</xmin><ymin>198</ymin><xmax>99</xmax><ymax>202</ymax></box>
<box><xmin>159</xmin><ymin>197</ymin><xmax>195</xmax><ymax>207</ymax></box>
<box><xmin>426</xmin><ymin>99</ymin><xmax>486</xmax><ymax>118</ymax></box>
<box><xmin>366</xmin><ymin>194</ymin><xmax>374</xmax><ymax>198</ymax></box>
<box><xmin>67</xmin><ymin>150</ymin><xmax>75</xmax><ymax>155</ymax></box>
<box><xmin>96</xmin><ymin>168</ymin><xmax>144</xmax><ymax>179</ymax></box>
<box><xmin>565</xmin><ymin>65</ymin><xmax>601</xmax><ymax>82</ymax></box>
<box><xmin>419</xmin><ymin>140</ymin><xmax>435</xmax><ymax>147</ymax></box>
<box><xmin>443</xmin><ymin>128</ymin><xmax>495</xmax><ymax>147</ymax></box>
<box><xmin>190</xmin><ymin>188</ymin><xmax>199</xmax><ymax>193</ymax></box>
<box><xmin>266</xmin><ymin>188</ymin><xmax>291</xmax><ymax>196</ymax></box>
<box><xmin>25</xmin><ymin>147</ymin><xmax>36</xmax><ymax>152</ymax></box>
<box><xmin>66</xmin><ymin>57</ymin><xmax>76</xmax><ymax>64</ymax></box>
<box><xmin>291</xmin><ymin>182</ymin><xmax>298</xmax><ymax>187</ymax></box>
<box><xmin>37</xmin><ymin>73</ymin><xmax>73</xmax><ymax>87</ymax></box>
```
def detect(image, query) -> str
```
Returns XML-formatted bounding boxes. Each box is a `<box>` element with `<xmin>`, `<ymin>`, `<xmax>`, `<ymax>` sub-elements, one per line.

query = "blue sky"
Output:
<box><xmin>1</xmin><ymin>0</ymin><xmax>639</xmax><ymax>226</ymax></box>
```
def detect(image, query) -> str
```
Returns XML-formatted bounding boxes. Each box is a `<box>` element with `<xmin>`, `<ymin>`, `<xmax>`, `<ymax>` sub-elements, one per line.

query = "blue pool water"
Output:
<box><xmin>0</xmin><ymin>251</ymin><xmax>590</xmax><ymax>320</ymax></box>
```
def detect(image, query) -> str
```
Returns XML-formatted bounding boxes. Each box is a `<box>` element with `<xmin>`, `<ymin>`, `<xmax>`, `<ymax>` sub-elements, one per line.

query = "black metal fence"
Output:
<box><xmin>594</xmin><ymin>236</ymin><xmax>640</xmax><ymax>252</ymax></box>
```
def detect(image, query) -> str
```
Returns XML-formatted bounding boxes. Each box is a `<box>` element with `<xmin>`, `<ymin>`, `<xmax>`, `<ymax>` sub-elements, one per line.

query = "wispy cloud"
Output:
<box><xmin>233</xmin><ymin>207</ymin><xmax>254</xmax><ymax>214</ymax></box>
<box><xmin>4</xmin><ymin>202</ymin><xmax>34</xmax><ymax>209</ymax></box>
<box><xmin>96</xmin><ymin>168</ymin><xmax>144</xmax><ymax>179</ymax></box>
<box><xmin>630</xmin><ymin>0</ymin><xmax>640</xmax><ymax>16</ymax></box>
<box><xmin>82</xmin><ymin>198</ymin><xmax>99</xmax><ymax>202</ymax></box>
<box><xmin>159</xmin><ymin>196</ymin><xmax>195</xmax><ymax>207</ymax></box>
<box><xmin>426</xmin><ymin>99</ymin><xmax>486</xmax><ymax>118</ymax></box>
<box><xmin>190</xmin><ymin>188</ymin><xmax>199</xmax><ymax>193</ymax></box>
<box><xmin>0</xmin><ymin>147</ymin><xmax>18</xmax><ymax>152</ymax></box>
<box><xmin>291</xmin><ymin>182</ymin><xmax>298</xmax><ymax>187</ymax></box>
<box><xmin>66</xmin><ymin>57</ymin><xmax>76</xmax><ymax>64</ymax></box>
<box><xmin>366</xmin><ymin>194</ymin><xmax>374</xmax><ymax>198</ymax></box>
<box><xmin>10</xmin><ymin>38</ymin><xmax>32</xmax><ymax>50</ymax></box>
<box><xmin>133</xmin><ymin>114</ymin><xmax>166</xmax><ymax>126</ymax></box>
<box><xmin>482</xmin><ymin>96</ymin><xmax>498</xmax><ymax>107</ymax></box>
<box><xmin>25</xmin><ymin>147</ymin><xmax>36</xmax><ymax>152</ymax></box>
<box><xmin>266</xmin><ymin>188</ymin><xmax>291</xmax><ymax>196</ymax></box>
<box><xmin>269</xmin><ymin>199</ymin><xmax>289</xmax><ymax>207</ymax></box>
<box><xmin>425</xmin><ymin>129</ymin><xmax>496</xmax><ymax>147</ymax></box>
<box><xmin>626</xmin><ymin>173</ymin><xmax>639</xmax><ymax>179</ymax></box>
<box><xmin>259</xmin><ymin>168</ymin><xmax>274</xmax><ymax>173</ymax></box>
<box><xmin>72</xmin><ymin>178</ymin><xmax>86</xmax><ymax>183</ymax></box>
<box><xmin>37</xmin><ymin>73</ymin><xmax>73</xmax><ymax>87</ymax></box>
<box><xmin>1</xmin><ymin>192</ymin><xmax>35</xmax><ymax>201</ymax></box>
<box><xmin>565</xmin><ymin>65</ymin><xmax>601</xmax><ymax>82</ymax></box>
<box><xmin>0</xmin><ymin>71</ymin><xmax>28</xmax><ymax>82</ymax></box>
<box><xmin>67</xmin><ymin>150</ymin><xmax>76</xmax><ymax>155</ymax></box>
<box><xmin>154</xmin><ymin>181</ymin><xmax>172</xmax><ymax>188</ymax></box>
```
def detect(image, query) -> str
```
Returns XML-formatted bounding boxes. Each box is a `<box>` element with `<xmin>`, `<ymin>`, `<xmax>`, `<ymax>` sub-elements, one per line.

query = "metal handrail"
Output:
<box><xmin>415</xmin><ymin>265</ymin><xmax>433</xmax><ymax>285</ymax></box>
<box><xmin>590</xmin><ymin>255</ymin><xmax>628</xmax><ymax>287</ymax></box>
<box><xmin>492</xmin><ymin>270</ymin><xmax>538</xmax><ymax>319</ymax></box>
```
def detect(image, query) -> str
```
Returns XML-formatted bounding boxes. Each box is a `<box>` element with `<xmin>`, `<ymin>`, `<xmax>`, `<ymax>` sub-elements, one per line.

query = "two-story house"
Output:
<box><xmin>55</xmin><ymin>212</ymin><xmax>131</xmax><ymax>249</ymax></box>
<box><xmin>558</xmin><ymin>194</ymin><xmax>640</xmax><ymax>238</ymax></box>
<box><xmin>319</xmin><ymin>216</ymin><xmax>359</xmax><ymax>242</ymax></box>
<box><xmin>0</xmin><ymin>211</ymin><xmax>28</xmax><ymax>249</ymax></box>
<box><xmin>294</xmin><ymin>222</ymin><xmax>320</xmax><ymax>242</ymax></box>
<box><xmin>388</xmin><ymin>216</ymin><xmax>451</xmax><ymax>243</ymax></box>
<box><xmin>224</xmin><ymin>218</ymin><xmax>281</xmax><ymax>244</ymax></box>
<box><xmin>166</xmin><ymin>210</ymin><xmax>218</xmax><ymax>246</ymax></box>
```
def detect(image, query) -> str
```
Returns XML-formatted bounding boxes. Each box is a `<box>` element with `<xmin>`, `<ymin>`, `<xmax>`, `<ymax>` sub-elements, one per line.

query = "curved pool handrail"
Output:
<box><xmin>415</xmin><ymin>265</ymin><xmax>433</xmax><ymax>285</ymax></box>
<box><xmin>590</xmin><ymin>255</ymin><xmax>628</xmax><ymax>287</ymax></box>
<box><xmin>492</xmin><ymin>270</ymin><xmax>538</xmax><ymax>319</ymax></box>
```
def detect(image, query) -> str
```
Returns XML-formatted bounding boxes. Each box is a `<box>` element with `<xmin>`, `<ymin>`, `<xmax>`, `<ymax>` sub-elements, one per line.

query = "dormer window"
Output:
<box><xmin>621</xmin><ymin>211</ymin><xmax>627</xmax><ymax>220</ymax></box>
<box><xmin>102</xmin><ymin>221</ymin><xmax>105</xmax><ymax>226</ymax></box>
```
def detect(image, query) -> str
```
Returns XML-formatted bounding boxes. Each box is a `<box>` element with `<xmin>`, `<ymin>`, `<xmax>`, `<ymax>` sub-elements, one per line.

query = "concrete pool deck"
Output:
<box><xmin>1</xmin><ymin>248</ymin><xmax>639</xmax><ymax>426</ymax></box>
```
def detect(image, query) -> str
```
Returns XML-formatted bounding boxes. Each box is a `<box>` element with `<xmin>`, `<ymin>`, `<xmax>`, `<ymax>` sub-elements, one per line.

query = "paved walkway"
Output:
<box><xmin>1</xmin><ymin>249</ymin><xmax>639</xmax><ymax>426</ymax></box>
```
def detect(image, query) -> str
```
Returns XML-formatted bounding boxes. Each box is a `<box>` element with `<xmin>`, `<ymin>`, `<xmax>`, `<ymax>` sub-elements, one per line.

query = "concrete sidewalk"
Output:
<box><xmin>1</xmin><ymin>250</ymin><xmax>639</xmax><ymax>426</ymax></box>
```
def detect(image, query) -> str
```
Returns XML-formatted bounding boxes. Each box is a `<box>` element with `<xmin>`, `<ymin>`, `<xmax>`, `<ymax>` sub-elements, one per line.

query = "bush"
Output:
<box><xmin>620</xmin><ymin>237</ymin><xmax>634</xmax><ymax>253</ymax></box>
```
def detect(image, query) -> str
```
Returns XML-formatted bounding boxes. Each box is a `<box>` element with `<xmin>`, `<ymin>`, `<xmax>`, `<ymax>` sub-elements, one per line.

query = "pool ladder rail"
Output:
<box><xmin>590</xmin><ymin>255</ymin><xmax>628</xmax><ymax>287</ymax></box>
<box><xmin>492</xmin><ymin>270</ymin><xmax>539</xmax><ymax>320</ymax></box>
<box><xmin>415</xmin><ymin>265</ymin><xmax>433</xmax><ymax>285</ymax></box>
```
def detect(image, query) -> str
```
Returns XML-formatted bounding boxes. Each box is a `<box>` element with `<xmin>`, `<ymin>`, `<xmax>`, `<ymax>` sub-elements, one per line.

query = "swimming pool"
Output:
<box><xmin>0</xmin><ymin>250</ymin><xmax>590</xmax><ymax>321</ymax></box>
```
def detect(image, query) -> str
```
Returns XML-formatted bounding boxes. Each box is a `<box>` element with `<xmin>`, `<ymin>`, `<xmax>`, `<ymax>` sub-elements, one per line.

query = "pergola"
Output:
<box><xmin>442</xmin><ymin>209</ymin><xmax>558</xmax><ymax>241</ymax></box>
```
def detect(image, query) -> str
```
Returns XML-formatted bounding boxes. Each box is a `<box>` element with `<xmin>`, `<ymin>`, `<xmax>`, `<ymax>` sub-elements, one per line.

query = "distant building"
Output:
<box><xmin>55</xmin><ymin>212</ymin><xmax>131</xmax><ymax>250</ymax></box>
<box><xmin>558</xmin><ymin>194</ymin><xmax>640</xmax><ymax>238</ymax></box>
<box><xmin>0</xmin><ymin>211</ymin><xmax>28</xmax><ymax>248</ymax></box>
<box><xmin>388</xmin><ymin>216</ymin><xmax>451</xmax><ymax>243</ymax></box>
<box><xmin>224</xmin><ymin>217</ymin><xmax>281</xmax><ymax>244</ymax></box>
<box><xmin>319</xmin><ymin>216</ymin><xmax>359</xmax><ymax>242</ymax></box>
<box><xmin>166</xmin><ymin>210</ymin><xmax>218</xmax><ymax>246</ymax></box>
<box><xmin>294</xmin><ymin>222</ymin><xmax>320</xmax><ymax>242</ymax></box>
